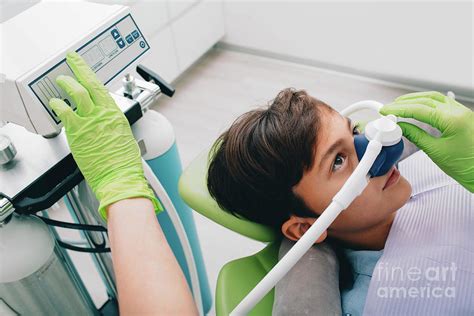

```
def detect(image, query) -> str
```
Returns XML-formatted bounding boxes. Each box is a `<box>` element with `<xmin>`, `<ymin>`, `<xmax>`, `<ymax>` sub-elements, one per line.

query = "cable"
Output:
<box><xmin>1</xmin><ymin>192</ymin><xmax>110</xmax><ymax>253</ymax></box>
<box><xmin>34</xmin><ymin>215</ymin><xmax>110</xmax><ymax>253</ymax></box>
<box><xmin>57</xmin><ymin>239</ymin><xmax>110</xmax><ymax>253</ymax></box>
<box><xmin>35</xmin><ymin>215</ymin><xmax>107</xmax><ymax>232</ymax></box>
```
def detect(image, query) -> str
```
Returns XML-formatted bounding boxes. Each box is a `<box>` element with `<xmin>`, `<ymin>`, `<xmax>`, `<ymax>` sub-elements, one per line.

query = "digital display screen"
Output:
<box><xmin>28</xmin><ymin>14</ymin><xmax>149</xmax><ymax>124</ymax></box>
<box><xmin>82</xmin><ymin>45</ymin><xmax>105</xmax><ymax>70</ymax></box>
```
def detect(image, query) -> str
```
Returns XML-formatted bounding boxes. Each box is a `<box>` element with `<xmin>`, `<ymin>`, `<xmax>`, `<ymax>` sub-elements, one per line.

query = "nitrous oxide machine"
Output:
<box><xmin>0</xmin><ymin>1</ymin><xmax>211</xmax><ymax>315</ymax></box>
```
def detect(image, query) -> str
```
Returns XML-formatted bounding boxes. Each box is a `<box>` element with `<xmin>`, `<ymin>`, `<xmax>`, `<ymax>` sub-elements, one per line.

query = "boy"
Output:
<box><xmin>207</xmin><ymin>88</ymin><xmax>411</xmax><ymax>250</ymax></box>
<box><xmin>207</xmin><ymin>88</ymin><xmax>472</xmax><ymax>315</ymax></box>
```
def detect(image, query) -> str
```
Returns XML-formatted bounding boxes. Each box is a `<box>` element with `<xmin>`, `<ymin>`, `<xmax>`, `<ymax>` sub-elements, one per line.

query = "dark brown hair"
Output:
<box><xmin>207</xmin><ymin>88</ymin><xmax>333</xmax><ymax>230</ymax></box>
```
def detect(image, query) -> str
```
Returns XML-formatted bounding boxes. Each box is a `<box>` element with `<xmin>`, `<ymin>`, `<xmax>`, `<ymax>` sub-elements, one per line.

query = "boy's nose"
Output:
<box><xmin>354</xmin><ymin>134</ymin><xmax>404</xmax><ymax>177</ymax></box>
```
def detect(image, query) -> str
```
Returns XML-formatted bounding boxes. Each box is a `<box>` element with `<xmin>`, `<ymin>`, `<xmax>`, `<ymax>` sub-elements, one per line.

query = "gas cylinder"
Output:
<box><xmin>132</xmin><ymin>109</ymin><xmax>212</xmax><ymax>313</ymax></box>
<box><xmin>0</xmin><ymin>212</ymin><xmax>95</xmax><ymax>315</ymax></box>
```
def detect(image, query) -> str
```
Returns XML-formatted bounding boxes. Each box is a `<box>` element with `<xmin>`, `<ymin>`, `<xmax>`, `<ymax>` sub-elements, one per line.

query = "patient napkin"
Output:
<box><xmin>364</xmin><ymin>151</ymin><xmax>473</xmax><ymax>315</ymax></box>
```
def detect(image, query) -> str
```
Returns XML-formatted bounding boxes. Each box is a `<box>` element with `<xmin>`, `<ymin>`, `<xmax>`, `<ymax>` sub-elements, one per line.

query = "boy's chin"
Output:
<box><xmin>400</xmin><ymin>176</ymin><xmax>412</xmax><ymax>198</ymax></box>
<box><xmin>391</xmin><ymin>176</ymin><xmax>412</xmax><ymax>211</ymax></box>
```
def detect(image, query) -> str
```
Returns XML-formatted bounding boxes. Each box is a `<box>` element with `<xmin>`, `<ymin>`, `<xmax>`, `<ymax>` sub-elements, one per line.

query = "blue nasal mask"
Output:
<box><xmin>351</xmin><ymin>113</ymin><xmax>404</xmax><ymax>177</ymax></box>
<box><xmin>354</xmin><ymin>134</ymin><xmax>404</xmax><ymax>177</ymax></box>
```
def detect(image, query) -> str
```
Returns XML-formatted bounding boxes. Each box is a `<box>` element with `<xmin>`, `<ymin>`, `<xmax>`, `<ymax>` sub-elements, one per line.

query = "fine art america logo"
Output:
<box><xmin>374</xmin><ymin>262</ymin><xmax>457</xmax><ymax>299</ymax></box>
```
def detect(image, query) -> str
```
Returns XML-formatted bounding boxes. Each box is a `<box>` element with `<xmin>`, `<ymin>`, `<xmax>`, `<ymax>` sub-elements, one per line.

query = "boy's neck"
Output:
<box><xmin>329</xmin><ymin>212</ymin><xmax>396</xmax><ymax>250</ymax></box>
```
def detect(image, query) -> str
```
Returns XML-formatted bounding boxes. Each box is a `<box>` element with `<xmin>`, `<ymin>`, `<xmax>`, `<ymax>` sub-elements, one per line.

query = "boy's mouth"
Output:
<box><xmin>383</xmin><ymin>166</ymin><xmax>400</xmax><ymax>190</ymax></box>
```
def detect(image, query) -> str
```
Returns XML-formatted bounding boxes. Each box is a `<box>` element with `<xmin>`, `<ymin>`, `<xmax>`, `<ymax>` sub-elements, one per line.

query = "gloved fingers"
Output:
<box><xmin>381</xmin><ymin>102</ymin><xmax>449</xmax><ymax>133</ymax></box>
<box><xmin>387</xmin><ymin>97</ymin><xmax>438</xmax><ymax>109</ymax></box>
<box><xmin>397</xmin><ymin>122</ymin><xmax>436</xmax><ymax>153</ymax></box>
<box><xmin>56</xmin><ymin>75</ymin><xmax>95</xmax><ymax>117</ymax></box>
<box><xmin>381</xmin><ymin>102</ymin><xmax>433</xmax><ymax>119</ymax></box>
<box><xmin>65</xmin><ymin>52</ymin><xmax>113</xmax><ymax>106</ymax></box>
<box><xmin>49</xmin><ymin>98</ymin><xmax>79</xmax><ymax>128</ymax></box>
<box><xmin>446</xmin><ymin>95</ymin><xmax>471</xmax><ymax>111</ymax></box>
<box><xmin>395</xmin><ymin>91</ymin><xmax>446</xmax><ymax>103</ymax></box>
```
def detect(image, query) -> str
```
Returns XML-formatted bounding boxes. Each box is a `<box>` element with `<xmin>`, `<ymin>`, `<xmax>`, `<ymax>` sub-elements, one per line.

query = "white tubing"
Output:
<box><xmin>340</xmin><ymin>100</ymin><xmax>383</xmax><ymax>117</ymax></box>
<box><xmin>334</xmin><ymin>140</ymin><xmax>382</xmax><ymax>208</ymax></box>
<box><xmin>230</xmin><ymin>139</ymin><xmax>382</xmax><ymax>316</ymax></box>
<box><xmin>142</xmin><ymin>160</ymin><xmax>204</xmax><ymax>316</ymax></box>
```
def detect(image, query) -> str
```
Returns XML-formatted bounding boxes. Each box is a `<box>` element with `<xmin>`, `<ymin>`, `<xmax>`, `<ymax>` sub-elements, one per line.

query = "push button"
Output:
<box><xmin>126</xmin><ymin>34</ymin><xmax>134</xmax><ymax>44</ymax></box>
<box><xmin>132</xmin><ymin>30</ymin><xmax>140</xmax><ymax>39</ymax></box>
<box><xmin>139</xmin><ymin>41</ymin><xmax>146</xmax><ymax>48</ymax></box>
<box><xmin>111</xmin><ymin>29</ymin><xmax>120</xmax><ymax>39</ymax></box>
<box><xmin>116</xmin><ymin>38</ymin><xmax>125</xmax><ymax>48</ymax></box>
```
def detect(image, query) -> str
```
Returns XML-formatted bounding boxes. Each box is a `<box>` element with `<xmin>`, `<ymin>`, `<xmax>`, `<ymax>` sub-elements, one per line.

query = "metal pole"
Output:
<box><xmin>65</xmin><ymin>188</ymin><xmax>118</xmax><ymax>299</ymax></box>
<box><xmin>47</xmin><ymin>218</ymin><xmax>99</xmax><ymax>315</ymax></box>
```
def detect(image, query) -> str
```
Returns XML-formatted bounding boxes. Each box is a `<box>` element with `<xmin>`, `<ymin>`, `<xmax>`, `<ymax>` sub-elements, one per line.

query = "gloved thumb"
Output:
<box><xmin>49</xmin><ymin>98</ymin><xmax>77</xmax><ymax>128</ymax></box>
<box><xmin>398</xmin><ymin>122</ymin><xmax>436</xmax><ymax>154</ymax></box>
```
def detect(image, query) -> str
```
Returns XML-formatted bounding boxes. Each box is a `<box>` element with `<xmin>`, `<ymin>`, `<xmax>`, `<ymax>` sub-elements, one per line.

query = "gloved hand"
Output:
<box><xmin>49</xmin><ymin>52</ymin><xmax>162</xmax><ymax>219</ymax></box>
<box><xmin>380</xmin><ymin>91</ymin><xmax>474</xmax><ymax>192</ymax></box>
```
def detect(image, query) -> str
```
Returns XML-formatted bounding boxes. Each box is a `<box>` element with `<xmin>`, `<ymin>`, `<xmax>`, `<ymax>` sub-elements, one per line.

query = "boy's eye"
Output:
<box><xmin>332</xmin><ymin>154</ymin><xmax>345</xmax><ymax>171</ymax></box>
<box><xmin>352</xmin><ymin>123</ymin><xmax>360</xmax><ymax>135</ymax></box>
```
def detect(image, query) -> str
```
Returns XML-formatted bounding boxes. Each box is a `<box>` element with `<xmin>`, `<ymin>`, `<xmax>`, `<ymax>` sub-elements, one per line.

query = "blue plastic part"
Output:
<box><xmin>146</xmin><ymin>142</ymin><xmax>212</xmax><ymax>314</ymax></box>
<box><xmin>354</xmin><ymin>134</ymin><xmax>404</xmax><ymax>177</ymax></box>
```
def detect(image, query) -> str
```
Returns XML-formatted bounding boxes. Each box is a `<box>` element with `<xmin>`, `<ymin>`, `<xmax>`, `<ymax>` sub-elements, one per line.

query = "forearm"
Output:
<box><xmin>50</xmin><ymin>53</ymin><xmax>197</xmax><ymax>314</ymax></box>
<box><xmin>106</xmin><ymin>198</ymin><xmax>198</xmax><ymax>315</ymax></box>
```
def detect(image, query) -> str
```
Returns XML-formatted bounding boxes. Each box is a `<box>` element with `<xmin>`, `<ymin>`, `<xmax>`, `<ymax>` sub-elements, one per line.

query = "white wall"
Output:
<box><xmin>0</xmin><ymin>0</ymin><xmax>39</xmax><ymax>23</ymax></box>
<box><xmin>222</xmin><ymin>1</ymin><xmax>473</xmax><ymax>99</ymax></box>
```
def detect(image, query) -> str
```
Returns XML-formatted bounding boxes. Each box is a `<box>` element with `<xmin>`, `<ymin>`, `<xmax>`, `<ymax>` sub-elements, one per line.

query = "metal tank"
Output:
<box><xmin>0</xmin><ymin>207</ymin><xmax>95</xmax><ymax>315</ymax></box>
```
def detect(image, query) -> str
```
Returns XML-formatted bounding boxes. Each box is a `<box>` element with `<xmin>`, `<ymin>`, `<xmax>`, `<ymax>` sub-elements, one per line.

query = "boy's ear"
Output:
<box><xmin>281</xmin><ymin>215</ymin><xmax>327</xmax><ymax>243</ymax></box>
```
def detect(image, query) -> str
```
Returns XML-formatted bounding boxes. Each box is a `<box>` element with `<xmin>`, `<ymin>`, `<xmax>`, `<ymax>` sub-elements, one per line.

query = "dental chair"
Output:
<box><xmin>177</xmin><ymin>112</ymin><xmax>412</xmax><ymax>315</ymax></box>
<box><xmin>178</xmin><ymin>149</ymin><xmax>281</xmax><ymax>315</ymax></box>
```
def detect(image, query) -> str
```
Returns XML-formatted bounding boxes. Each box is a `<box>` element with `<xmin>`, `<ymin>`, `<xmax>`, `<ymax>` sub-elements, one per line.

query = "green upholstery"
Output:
<box><xmin>178</xmin><ymin>149</ymin><xmax>278</xmax><ymax>242</ymax></box>
<box><xmin>216</xmin><ymin>241</ymin><xmax>280</xmax><ymax>316</ymax></box>
<box><xmin>178</xmin><ymin>148</ymin><xmax>281</xmax><ymax>315</ymax></box>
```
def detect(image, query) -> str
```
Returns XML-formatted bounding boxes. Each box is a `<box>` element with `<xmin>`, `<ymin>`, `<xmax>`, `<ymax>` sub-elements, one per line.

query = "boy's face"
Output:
<box><xmin>292</xmin><ymin>109</ymin><xmax>412</xmax><ymax>242</ymax></box>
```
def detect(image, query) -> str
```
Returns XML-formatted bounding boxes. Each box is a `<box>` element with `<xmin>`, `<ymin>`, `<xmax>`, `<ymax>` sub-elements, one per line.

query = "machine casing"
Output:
<box><xmin>0</xmin><ymin>1</ymin><xmax>150</xmax><ymax>136</ymax></box>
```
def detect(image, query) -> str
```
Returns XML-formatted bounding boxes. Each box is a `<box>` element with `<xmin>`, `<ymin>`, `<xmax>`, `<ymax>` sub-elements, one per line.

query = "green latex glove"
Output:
<box><xmin>49</xmin><ymin>52</ymin><xmax>162</xmax><ymax>219</ymax></box>
<box><xmin>380</xmin><ymin>91</ymin><xmax>474</xmax><ymax>192</ymax></box>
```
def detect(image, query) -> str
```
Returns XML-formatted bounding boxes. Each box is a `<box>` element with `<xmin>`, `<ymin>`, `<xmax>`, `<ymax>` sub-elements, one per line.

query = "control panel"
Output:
<box><xmin>28</xmin><ymin>14</ymin><xmax>149</xmax><ymax>124</ymax></box>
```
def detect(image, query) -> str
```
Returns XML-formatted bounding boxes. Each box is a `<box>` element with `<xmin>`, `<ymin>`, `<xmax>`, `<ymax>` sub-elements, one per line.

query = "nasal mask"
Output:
<box><xmin>231</xmin><ymin>100</ymin><xmax>404</xmax><ymax>315</ymax></box>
